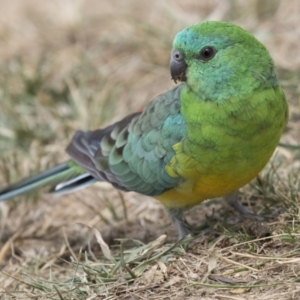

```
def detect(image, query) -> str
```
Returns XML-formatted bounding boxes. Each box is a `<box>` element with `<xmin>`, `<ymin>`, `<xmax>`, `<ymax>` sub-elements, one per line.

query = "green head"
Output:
<box><xmin>170</xmin><ymin>21</ymin><xmax>278</xmax><ymax>103</ymax></box>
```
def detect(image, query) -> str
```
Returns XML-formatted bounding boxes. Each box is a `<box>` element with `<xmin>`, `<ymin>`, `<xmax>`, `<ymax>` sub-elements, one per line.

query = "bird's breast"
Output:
<box><xmin>157</xmin><ymin>86</ymin><xmax>288</xmax><ymax>208</ymax></box>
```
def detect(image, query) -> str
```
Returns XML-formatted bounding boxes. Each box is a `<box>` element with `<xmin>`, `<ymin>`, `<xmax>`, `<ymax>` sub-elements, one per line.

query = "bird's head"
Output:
<box><xmin>170</xmin><ymin>21</ymin><xmax>278</xmax><ymax>103</ymax></box>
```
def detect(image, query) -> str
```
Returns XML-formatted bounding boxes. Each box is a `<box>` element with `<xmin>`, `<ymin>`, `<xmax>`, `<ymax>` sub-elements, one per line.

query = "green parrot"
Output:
<box><xmin>0</xmin><ymin>21</ymin><xmax>288</xmax><ymax>238</ymax></box>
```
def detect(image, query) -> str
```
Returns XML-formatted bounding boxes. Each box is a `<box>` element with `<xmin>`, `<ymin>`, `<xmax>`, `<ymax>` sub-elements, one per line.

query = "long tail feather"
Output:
<box><xmin>0</xmin><ymin>162</ymin><xmax>96</xmax><ymax>202</ymax></box>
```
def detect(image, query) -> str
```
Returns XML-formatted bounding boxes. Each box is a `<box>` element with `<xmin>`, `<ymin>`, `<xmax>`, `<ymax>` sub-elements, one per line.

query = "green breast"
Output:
<box><xmin>165</xmin><ymin>85</ymin><xmax>288</xmax><ymax>197</ymax></box>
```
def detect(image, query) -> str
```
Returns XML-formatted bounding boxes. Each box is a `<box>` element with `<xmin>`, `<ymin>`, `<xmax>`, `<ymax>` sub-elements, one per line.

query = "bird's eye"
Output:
<box><xmin>197</xmin><ymin>46</ymin><xmax>216</xmax><ymax>61</ymax></box>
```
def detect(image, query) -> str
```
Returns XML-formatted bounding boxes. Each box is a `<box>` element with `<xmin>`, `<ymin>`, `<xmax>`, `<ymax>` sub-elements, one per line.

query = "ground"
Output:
<box><xmin>0</xmin><ymin>0</ymin><xmax>300</xmax><ymax>299</ymax></box>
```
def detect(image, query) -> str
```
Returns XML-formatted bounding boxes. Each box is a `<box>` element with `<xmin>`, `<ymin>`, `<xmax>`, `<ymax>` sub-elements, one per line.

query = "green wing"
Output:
<box><xmin>66</xmin><ymin>84</ymin><xmax>186</xmax><ymax>196</ymax></box>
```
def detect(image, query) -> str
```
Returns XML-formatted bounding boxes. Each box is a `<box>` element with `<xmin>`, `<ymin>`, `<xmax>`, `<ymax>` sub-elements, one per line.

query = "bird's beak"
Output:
<box><xmin>170</xmin><ymin>50</ymin><xmax>187</xmax><ymax>83</ymax></box>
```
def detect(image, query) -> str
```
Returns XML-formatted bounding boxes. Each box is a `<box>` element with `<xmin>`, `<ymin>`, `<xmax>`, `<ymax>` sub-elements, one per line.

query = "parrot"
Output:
<box><xmin>0</xmin><ymin>21</ymin><xmax>288</xmax><ymax>238</ymax></box>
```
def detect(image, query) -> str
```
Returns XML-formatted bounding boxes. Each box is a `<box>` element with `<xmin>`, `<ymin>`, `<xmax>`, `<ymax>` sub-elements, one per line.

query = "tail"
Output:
<box><xmin>0</xmin><ymin>161</ymin><xmax>97</xmax><ymax>202</ymax></box>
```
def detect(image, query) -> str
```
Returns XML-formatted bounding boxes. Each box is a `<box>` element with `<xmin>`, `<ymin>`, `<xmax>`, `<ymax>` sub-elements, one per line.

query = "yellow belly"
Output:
<box><xmin>156</xmin><ymin>161</ymin><xmax>262</xmax><ymax>208</ymax></box>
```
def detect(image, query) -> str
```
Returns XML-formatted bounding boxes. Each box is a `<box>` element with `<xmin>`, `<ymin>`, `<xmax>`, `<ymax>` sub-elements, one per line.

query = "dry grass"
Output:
<box><xmin>0</xmin><ymin>0</ymin><xmax>300</xmax><ymax>299</ymax></box>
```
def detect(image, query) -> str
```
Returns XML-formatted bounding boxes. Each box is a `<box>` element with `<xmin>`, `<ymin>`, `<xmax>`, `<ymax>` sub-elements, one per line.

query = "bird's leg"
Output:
<box><xmin>166</xmin><ymin>207</ymin><xmax>190</xmax><ymax>239</ymax></box>
<box><xmin>225</xmin><ymin>190</ymin><xmax>284</xmax><ymax>221</ymax></box>
<box><xmin>224</xmin><ymin>190</ymin><xmax>264</xmax><ymax>221</ymax></box>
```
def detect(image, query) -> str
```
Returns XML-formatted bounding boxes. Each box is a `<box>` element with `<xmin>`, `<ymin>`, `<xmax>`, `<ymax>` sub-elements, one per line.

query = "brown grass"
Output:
<box><xmin>0</xmin><ymin>0</ymin><xmax>300</xmax><ymax>299</ymax></box>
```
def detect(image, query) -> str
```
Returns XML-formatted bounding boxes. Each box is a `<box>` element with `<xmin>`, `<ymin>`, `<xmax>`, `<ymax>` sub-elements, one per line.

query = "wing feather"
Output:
<box><xmin>66</xmin><ymin>84</ymin><xmax>186</xmax><ymax>196</ymax></box>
